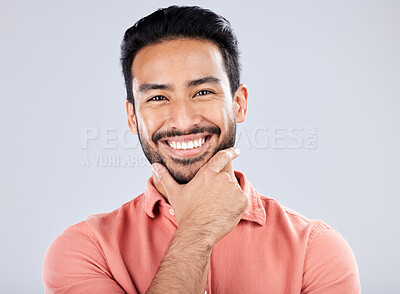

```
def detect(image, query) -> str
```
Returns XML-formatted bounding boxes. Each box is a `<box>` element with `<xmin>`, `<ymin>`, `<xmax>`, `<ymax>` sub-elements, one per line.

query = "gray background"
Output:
<box><xmin>1</xmin><ymin>0</ymin><xmax>399</xmax><ymax>293</ymax></box>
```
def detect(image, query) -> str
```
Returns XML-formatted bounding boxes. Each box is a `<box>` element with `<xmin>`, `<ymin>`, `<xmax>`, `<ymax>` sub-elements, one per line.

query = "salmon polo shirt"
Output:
<box><xmin>43</xmin><ymin>171</ymin><xmax>360</xmax><ymax>294</ymax></box>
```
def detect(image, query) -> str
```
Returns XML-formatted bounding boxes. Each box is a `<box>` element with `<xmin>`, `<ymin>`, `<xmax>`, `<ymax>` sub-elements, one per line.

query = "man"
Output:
<box><xmin>43</xmin><ymin>6</ymin><xmax>360</xmax><ymax>294</ymax></box>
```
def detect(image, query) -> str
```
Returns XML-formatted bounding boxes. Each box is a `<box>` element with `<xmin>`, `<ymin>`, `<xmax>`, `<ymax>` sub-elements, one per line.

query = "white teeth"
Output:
<box><xmin>168</xmin><ymin>137</ymin><xmax>207</xmax><ymax>150</ymax></box>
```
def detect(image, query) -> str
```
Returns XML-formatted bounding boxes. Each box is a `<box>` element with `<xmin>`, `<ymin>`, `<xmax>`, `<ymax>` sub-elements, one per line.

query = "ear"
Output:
<box><xmin>233</xmin><ymin>84</ymin><xmax>248</xmax><ymax>123</ymax></box>
<box><xmin>125</xmin><ymin>100</ymin><xmax>138</xmax><ymax>135</ymax></box>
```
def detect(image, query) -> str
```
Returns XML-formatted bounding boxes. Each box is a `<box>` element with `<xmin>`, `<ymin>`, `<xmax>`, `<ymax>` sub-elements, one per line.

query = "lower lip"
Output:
<box><xmin>160</xmin><ymin>136</ymin><xmax>211</xmax><ymax>158</ymax></box>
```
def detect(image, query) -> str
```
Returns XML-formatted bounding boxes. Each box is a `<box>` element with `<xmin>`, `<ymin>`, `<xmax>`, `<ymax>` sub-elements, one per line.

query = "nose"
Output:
<box><xmin>166</xmin><ymin>99</ymin><xmax>202</xmax><ymax>131</ymax></box>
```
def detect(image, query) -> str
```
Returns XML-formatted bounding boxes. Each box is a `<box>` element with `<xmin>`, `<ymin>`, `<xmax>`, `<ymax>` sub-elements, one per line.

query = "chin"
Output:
<box><xmin>168</xmin><ymin>166</ymin><xmax>199</xmax><ymax>185</ymax></box>
<box><xmin>165</xmin><ymin>158</ymin><xmax>205</xmax><ymax>184</ymax></box>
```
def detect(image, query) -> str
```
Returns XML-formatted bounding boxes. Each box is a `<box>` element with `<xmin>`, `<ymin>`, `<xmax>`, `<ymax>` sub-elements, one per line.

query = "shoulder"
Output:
<box><xmin>258</xmin><ymin>194</ymin><xmax>356</xmax><ymax>252</ymax></box>
<box><xmin>43</xmin><ymin>194</ymin><xmax>145</xmax><ymax>292</ymax></box>
<box><xmin>257</xmin><ymin>195</ymin><xmax>360</xmax><ymax>293</ymax></box>
<box><xmin>301</xmin><ymin>224</ymin><xmax>361</xmax><ymax>293</ymax></box>
<box><xmin>44</xmin><ymin>193</ymin><xmax>146</xmax><ymax>269</ymax></box>
<box><xmin>64</xmin><ymin>193</ymin><xmax>148</xmax><ymax>250</ymax></box>
<box><xmin>84</xmin><ymin>193</ymin><xmax>145</xmax><ymax>230</ymax></box>
<box><xmin>258</xmin><ymin>194</ymin><xmax>328</xmax><ymax>240</ymax></box>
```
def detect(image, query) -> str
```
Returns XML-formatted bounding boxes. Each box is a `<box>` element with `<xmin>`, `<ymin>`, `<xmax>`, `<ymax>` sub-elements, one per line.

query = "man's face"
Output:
<box><xmin>127</xmin><ymin>38</ymin><xmax>246</xmax><ymax>184</ymax></box>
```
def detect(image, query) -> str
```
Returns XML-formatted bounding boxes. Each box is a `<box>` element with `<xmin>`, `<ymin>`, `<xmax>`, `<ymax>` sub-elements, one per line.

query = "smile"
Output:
<box><xmin>167</xmin><ymin>137</ymin><xmax>207</xmax><ymax>150</ymax></box>
<box><xmin>160</xmin><ymin>134</ymin><xmax>212</xmax><ymax>157</ymax></box>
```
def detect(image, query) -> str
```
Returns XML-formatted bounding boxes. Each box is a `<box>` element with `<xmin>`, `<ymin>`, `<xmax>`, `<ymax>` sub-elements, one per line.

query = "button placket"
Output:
<box><xmin>162</xmin><ymin>204</ymin><xmax>178</xmax><ymax>227</ymax></box>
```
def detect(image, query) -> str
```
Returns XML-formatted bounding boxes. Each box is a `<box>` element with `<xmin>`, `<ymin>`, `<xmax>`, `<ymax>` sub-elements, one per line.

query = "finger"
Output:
<box><xmin>152</xmin><ymin>163</ymin><xmax>178</xmax><ymax>196</ymax></box>
<box><xmin>204</xmin><ymin>147</ymin><xmax>240</xmax><ymax>173</ymax></box>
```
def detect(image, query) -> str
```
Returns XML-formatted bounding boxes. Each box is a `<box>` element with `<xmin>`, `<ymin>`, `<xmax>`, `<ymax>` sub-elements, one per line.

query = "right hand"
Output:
<box><xmin>152</xmin><ymin>147</ymin><xmax>249</xmax><ymax>246</ymax></box>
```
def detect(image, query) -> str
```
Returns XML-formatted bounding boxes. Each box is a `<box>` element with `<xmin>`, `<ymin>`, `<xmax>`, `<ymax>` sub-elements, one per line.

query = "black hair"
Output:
<box><xmin>120</xmin><ymin>5</ymin><xmax>241</xmax><ymax>109</ymax></box>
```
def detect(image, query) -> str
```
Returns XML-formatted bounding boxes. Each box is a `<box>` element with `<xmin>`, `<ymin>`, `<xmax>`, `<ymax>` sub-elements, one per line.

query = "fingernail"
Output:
<box><xmin>232</xmin><ymin>147</ymin><xmax>240</xmax><ymax>154</ymax></box>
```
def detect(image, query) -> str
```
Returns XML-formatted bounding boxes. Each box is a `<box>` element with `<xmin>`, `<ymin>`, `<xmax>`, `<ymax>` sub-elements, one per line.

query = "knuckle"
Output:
<box><xmin>217</xmin><ymin>172</ymin><xmax>231</xmax><ymax>182</ymax></box>
<box><xmin>218</xmin><ymin>150</ymin><xmax>230</xmax><ymax>160</ymax></box>
<box><xmin>214</xmin><ymin>152</ymin><xmax>228</xmax><ymax>166</ymax></box>
<box><xmin>240</xmin><ymin>194</ymin><xmax>249</xmax><ymax>210</ymax></box>
<box><xmin>206</xmin><ymin>149</ymin><xmax>233</xmax><ymax>172</ymax></box>
<box><xmin>232</xmin><ymin>185</ymin><xmax>248</xmax><ymax>208</ymax></box>
<box><xmin>204</xmin><ymin>164</ymin><xmax>215</xmax><ymax>175</ymax></box>
<box><xmin>210</xmin><ymin>160</ymin><xmax>219</xmax><ymax>170</ymax></box>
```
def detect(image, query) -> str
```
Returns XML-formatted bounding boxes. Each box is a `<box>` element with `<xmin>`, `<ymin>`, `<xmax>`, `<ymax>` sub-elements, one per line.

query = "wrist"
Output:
<box><xmin>176</xmin><ymin>220</ymin><xmax>217</xmax><ymax>251</ymax></box>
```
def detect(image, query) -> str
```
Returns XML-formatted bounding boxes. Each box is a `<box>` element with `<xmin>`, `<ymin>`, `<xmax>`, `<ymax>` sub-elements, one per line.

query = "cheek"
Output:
<box><xmin>136</xmin><ymin>112</ymin><xmax>160</xmax><ymax>142</ymax></box>
<box><xmin>201</xmin><ymin>102</ymin><xmax>234</xmax><ymax>132</ymax></box>
<box><xmin>220</xmin><ymin>100</ymin><xmax>235</xmax><ymax>130</ymax></box>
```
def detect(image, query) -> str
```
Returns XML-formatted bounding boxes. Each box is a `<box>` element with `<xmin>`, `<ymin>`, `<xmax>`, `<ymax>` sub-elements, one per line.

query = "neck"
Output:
<box><xmin>152</xmin><ymin>161</ymin><xmax>237</xmax><ymax>202</ymax></box>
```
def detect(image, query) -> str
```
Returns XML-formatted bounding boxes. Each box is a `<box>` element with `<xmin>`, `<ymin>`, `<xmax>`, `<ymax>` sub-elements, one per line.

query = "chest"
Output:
<box><xmin>112</xmin><ymin>219</ymin><xmax>307</xmax><ymax>294</ymax></box>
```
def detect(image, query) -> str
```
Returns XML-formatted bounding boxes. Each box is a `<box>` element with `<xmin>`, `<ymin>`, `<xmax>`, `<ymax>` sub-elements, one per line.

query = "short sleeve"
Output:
<box><xmin>42</xmin><ymin>223</ymin><xmax>129</xmax><ymax>294</ymax></box>
<box><xmin>301</xmin><ymin>223</ymin><xmax>361</xmax><ymax>294</ymax></box>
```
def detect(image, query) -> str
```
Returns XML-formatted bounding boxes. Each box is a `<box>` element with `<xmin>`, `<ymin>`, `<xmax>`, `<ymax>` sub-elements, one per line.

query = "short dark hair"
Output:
<box><xmin>120</xmin><ymin>5</ymin><xmax>241</xmax><ymax>109</ymax></box>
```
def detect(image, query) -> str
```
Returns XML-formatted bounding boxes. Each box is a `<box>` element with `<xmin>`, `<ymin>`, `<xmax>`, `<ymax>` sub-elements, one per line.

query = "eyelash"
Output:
<box><xmin>195</xmin><ymin>90</ymin><xmax>213</xmax><ymax>96</ymax></box>
<box><xmin>148</xmin><ymin>96</ymin><xmax>166</xmax><ymax>101</ymax></box>
<box><xmin>148</xmin><ymin>90</ymin><xmax>214</xmax><ymax>102</ymax></box>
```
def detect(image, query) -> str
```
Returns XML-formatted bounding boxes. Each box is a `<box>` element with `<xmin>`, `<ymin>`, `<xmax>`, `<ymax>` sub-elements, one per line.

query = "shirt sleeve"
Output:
<box><xmin>301</xmin><ymin>223</ymin><xmax>361</xmax><ymax>294</ymax></box>
<box><xmin>42</xmin><ymin>223</ymin><xmax>131</xmax><ymax>294</ymax></box>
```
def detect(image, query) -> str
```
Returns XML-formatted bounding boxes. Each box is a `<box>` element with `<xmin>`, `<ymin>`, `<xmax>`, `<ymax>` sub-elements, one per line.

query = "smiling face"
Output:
<box><xmin>126</xmin><ymin>38</ymin><xmax>248</xmax><ymax>184</ymax></box>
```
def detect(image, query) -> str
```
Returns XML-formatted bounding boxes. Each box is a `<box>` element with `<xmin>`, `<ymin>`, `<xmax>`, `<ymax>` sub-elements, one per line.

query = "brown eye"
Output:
<box><xmin>196</xmin><ymin>90</ymin><xmax>213</xmax><ymax>96</ymax></box>
<box><xmin>148</xmin><ymin>95</ymin><xmax>166</xmax><ymax>101</ymax></box>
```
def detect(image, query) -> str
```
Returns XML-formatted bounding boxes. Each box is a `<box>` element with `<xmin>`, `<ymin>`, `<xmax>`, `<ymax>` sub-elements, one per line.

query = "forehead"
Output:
<box><xmin>131</xmin><ymin>38</ymin><xmax>228</xmax><ymax>86</ymax></box>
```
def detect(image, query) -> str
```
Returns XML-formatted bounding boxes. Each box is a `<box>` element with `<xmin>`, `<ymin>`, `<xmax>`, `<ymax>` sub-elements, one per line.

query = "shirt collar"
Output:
<box><xmin>142</xmin><ymin>170</ymin><xmax>266</xmax><ymax>226</ymax></box>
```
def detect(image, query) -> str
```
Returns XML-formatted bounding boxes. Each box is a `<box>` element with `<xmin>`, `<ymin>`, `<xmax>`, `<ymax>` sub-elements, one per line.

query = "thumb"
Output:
<box><xmin>152</xmin><ymin>163</ymin><xmax>178</xmax><ymax>200</ymax></box>
<box><xmin>204</xmin><ymin>147</ymin><xmax>240</xmax><ymax>174</ymax></box>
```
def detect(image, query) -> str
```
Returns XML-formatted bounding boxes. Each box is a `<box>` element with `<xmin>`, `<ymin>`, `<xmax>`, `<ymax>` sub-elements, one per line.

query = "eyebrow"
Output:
<box><xmin>187</xmin><ymin>76</ymin><xmax>221</xmax><ymax>87</ymax></box>
<box><xmin>138</xmin><ymin>83</ymin><xmax>173</xmax><ymax>93</ymax></box>
<box><xmin>138</xmin><ymin>76</ymin><xmax>221</xmax><ymax>93</ymax></box>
